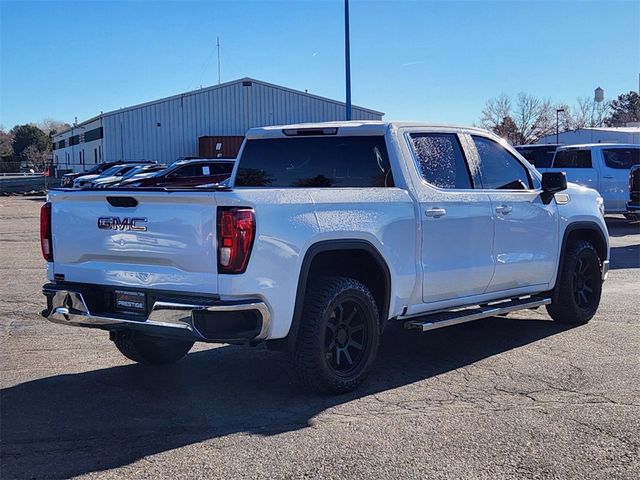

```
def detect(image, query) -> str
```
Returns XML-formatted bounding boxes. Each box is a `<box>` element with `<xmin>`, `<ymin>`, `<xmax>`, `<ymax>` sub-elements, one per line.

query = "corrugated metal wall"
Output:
<box><xmin>103</xmin><ymin>79</ymin><xmax>382</xmax><ymax>163</ymax></box>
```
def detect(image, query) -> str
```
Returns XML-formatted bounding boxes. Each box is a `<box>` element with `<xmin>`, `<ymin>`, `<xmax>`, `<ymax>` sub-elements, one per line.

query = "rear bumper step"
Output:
<box><xmin>42</xmin><ymin>286</ymin><xmax>270</xmax><ymax>343</ymax></box>
<box><xmin>404</xmin><ymin>296</ymin><xmax>551</xmax><ymax>332</ymax></box>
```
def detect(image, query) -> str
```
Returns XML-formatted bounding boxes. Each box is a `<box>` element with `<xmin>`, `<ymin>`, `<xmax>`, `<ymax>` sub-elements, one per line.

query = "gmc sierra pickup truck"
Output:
<box><xmin>41</xmin><ymin>122</ymin><xmax>610</xmax><ymax>393</ymax></box>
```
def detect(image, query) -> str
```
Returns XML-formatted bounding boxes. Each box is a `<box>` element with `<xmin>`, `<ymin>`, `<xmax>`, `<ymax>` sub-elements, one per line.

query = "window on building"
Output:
<box><xmin>236</xmin><ymin>136</ymin><xmax>394</xmax><ymax>187</ymax></box>
<box><xmin>472</xmin><ymin>136</ymin><xmax>532</xmax><ymax>189</ymax></box>
<box><xmin>409</xmin><ymin>133</ymin><xmax>472</xmax><ymax>189</ymax></box>
<box><xmin>58</xmin><ymin>139</ymin><xmax>66</xmax><ymax>149</ymax></box>
<box><xmin>553</xmin><ymin>150</ymin><xmax>593</xmax><ymax>169</ymax></box>
<box><xmin>69</xmin><ymin>135</ymin><xmax>80</xmax><ymax>146</ymax></box>
<box><xmin>94</xmin><ymin>149</ymin><xmax>98</xmax><ymax>164</ymax></box>
<box><xmin>603</xmin><ymin>148</ymin><xmax>640</xmax><ymax>169</ymax></box>
<box><xmin>84</xmin><ymin>127</ymin><xmax>103</xmax><ymax>142</ymax></box>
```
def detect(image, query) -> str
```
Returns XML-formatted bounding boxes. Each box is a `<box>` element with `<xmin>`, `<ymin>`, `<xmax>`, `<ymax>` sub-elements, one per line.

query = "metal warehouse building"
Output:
<box><xmin>52</xmin><ymin>77</ymin><xmax>384</xmax><ymax>172</ymax></box>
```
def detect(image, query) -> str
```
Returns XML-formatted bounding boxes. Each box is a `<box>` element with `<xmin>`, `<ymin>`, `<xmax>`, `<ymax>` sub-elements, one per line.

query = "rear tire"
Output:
<box><xmin>113</xmin><ymin>331</ymin><xmax>194</xmax><ymax>365</ymax></box>
<box><xmin>546</xmin><ymin>240</ymin><xmax>602</xmax><ymax>325</ymax></box>
<box><xmin>293</xmin><ymin>276</ymin><xmax>380</xmax><ymax>394</ymax></box>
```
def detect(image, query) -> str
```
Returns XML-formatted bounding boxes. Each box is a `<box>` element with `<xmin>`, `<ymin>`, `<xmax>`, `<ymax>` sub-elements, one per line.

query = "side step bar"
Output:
<box><xmin>404</xmin><ymin>296</ymin><xmax>551</xmax><ymax>332</ymax></box>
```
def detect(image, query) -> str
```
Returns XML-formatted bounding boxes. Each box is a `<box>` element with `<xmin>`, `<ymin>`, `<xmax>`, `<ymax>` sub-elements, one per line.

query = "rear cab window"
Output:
<box><xmin>235</xmin><ymin>136</ymin><xmax>394</xmax><ymax>187</ymax></box>
<box><xmin>515</xmin><ymin>146</ymin><xmax>557</xmax><ymax>168</ymax></box>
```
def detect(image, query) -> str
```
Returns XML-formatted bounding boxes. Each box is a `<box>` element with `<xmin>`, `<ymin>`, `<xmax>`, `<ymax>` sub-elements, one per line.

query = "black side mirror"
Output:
<box><xmin>541</xmin><ymin>171</ymin><xmax>567</xmax><ymax>204</ymax></box>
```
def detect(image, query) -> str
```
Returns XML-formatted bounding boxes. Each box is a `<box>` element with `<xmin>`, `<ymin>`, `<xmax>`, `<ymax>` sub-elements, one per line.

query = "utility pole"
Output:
<box><xmin>217</xmin><ymin>36</ymin><xmax>221</xmax><ymax>85</ymax></box>
<box><xmin>344</xmin><ymin>0</ymin><xmax>352</xmax><ymax>121</ymax></box>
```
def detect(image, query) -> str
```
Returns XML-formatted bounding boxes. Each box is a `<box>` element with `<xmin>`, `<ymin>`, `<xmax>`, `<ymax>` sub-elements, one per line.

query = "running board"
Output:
<box><xmin>404</xmin><ymin>296</ymin><xmax>551</xmax><ymax>332</ymax></box>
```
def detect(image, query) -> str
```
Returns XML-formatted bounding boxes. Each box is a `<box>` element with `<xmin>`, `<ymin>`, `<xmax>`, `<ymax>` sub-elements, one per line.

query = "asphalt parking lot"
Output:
<box><xmin>1</xmin><ymin>196</ymin><xmax>638</xmax><ymax>480</ymax></box>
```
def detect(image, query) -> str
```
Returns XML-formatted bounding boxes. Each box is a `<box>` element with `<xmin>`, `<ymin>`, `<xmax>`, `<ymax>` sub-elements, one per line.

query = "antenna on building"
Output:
<box><xmin>216</xmin><ymin>36</ymin><xmax>221</xmax><ymax>85</ymax></box>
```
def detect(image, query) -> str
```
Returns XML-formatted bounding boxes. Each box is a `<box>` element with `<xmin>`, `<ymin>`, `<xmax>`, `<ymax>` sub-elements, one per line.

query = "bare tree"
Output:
<box><xmin>572</xmin><ymin>97</ymin><xmax>610</xmax><ymax>128</ymax></box>
<box><xmin>0</xmin><ymin>126</ymin><xmax>13</xmax><ymax>157</ymax></box>
<box><xmin>37</xmin><ymin>118</ymin><xmax>71</xmax><ymax>136</ymax></box>
<box><xmin>479</xmin><ymin>94</ymin><xmax>512</xmax><ymax>132</ymax></box>
<box><xmin>22</xmin><ymin>145</ymin><xmax>49</xmax><ymax>172</ymax></box>
<box><xmin>512</xmin><ymin>93</ymin><xmax>556</xmax><ymax>144</ymax></box>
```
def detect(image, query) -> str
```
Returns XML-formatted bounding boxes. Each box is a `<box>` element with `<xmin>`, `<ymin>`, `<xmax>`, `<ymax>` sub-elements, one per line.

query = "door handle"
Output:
<box><xmin>602</xmin><ymin>175</ymin><xmax>613</xmax><ymax>179</ymax></box>
<box><xmin>495</xmin><ymin>205</ymin><xmax>512</xmax><ymax>215</ymax></box>
<box><xmin>426</xmin><ymin>208</ymin><xmax>447</xmax><ymax>218</ymax></box>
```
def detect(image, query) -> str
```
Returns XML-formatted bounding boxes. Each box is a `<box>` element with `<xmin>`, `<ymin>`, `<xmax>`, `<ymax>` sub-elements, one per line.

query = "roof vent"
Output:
<box><xmin>242</xmin><ymin>81</ymin><xmax>253</xmax><ymax>87</ymax></box>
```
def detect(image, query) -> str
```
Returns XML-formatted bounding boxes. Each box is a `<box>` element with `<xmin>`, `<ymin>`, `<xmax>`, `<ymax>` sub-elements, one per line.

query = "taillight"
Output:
<box><xmin>217</xmin><ymin>207</ymin><xmax>255</xmax><ymax>273</ymax></box>
<box><xmin>40</xmin><ymin>202</ymin><xmax>53</xmax><ymax>262</ymax></box>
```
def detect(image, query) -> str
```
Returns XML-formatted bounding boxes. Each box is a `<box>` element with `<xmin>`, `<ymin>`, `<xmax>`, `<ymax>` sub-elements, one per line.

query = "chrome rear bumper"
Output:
<box><xmin>43</xmin><ymin>287</ymin><xmax>271</xmax><ymax>343</ymax></box>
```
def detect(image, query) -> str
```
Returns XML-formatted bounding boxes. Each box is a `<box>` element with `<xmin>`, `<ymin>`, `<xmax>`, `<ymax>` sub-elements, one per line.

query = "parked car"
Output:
<box><xmin>91</xmin><ymin>164</ymin><xmax>167</xmax><ymax>188</ymax></box>
<box><xmin>120</xmin><ymin>159</ymin><xmax>234</xmax><ymax>188</ymax></box>
<box><xmin>74</xmin><ymin>164</ymin><xmax>147</xmax><ymax>189</ymax></box>
<box><xmin>627</xmin><ymin>165</ymin><xmax>640</xmax><ymax>221</ymax></box>
<box><xmin>515</xmin><ymin>144</ymin><xmax>561</xmax><ymax>169</ymax></box>
<box><xmin>60</xmin><ymin>160</ymin><xmax>154</xmax><ymax>187</ymax></box>
<box><xmin>540</xmin><ymin>144</ymin><xmax>640</xmax><ymax>214</ymax></box>
<box><xmin>41</xmin><ymin>121</ymin><xmax>609</xmax><ymax>393</ymax></box>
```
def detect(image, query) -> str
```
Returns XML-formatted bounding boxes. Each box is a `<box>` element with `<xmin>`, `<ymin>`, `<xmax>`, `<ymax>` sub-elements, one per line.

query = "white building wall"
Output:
<box><xmin>52</xmin><ymin>117</ymin><xmax>103</xmax><ymax>173</ymax></box>
<box><xmin>101</xmin><ymin>78</ymin><xmax>383</xmax><ymax>164</ymax></box>
<box><xmin>537</xmin><ymin>128</ymin><xmax>640</xmax><ymax>145</ymax></box>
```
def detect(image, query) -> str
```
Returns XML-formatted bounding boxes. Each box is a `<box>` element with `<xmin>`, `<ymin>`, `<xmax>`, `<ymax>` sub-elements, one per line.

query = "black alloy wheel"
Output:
<box><xmin>325</xmin><ymin>299</ymin><xmax>369</xmax><ymax>376</ymax></box>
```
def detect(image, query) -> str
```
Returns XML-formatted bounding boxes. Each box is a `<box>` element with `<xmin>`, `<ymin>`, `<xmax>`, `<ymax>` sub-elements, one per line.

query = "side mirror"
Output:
<box><xmin>541</xmin><ymin>171</ymin><xmax>567</xmax><ymax>204</ymax></box>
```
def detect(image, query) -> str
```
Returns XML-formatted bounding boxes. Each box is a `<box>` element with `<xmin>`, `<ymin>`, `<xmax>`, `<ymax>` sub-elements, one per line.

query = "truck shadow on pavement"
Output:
<box><xmin>1</xmin><ymin>317</ymin><xmax>572</xmax><ymax>479</ymax></box>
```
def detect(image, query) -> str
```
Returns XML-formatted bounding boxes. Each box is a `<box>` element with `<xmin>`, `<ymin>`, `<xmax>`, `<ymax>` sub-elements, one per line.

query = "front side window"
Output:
<box><xmin>472</xmin><ymin>136</ymin><xmax>532</xmax><ymax>189</ymax></box>
<box><xmin>553</xmin><ymin>150</ymin><xmax>592</xmax><ymax>169</ymax></box>
<box><xmin>409</xmin><ymin>133</ymin><xmax>472</xmax><ymax>189</ymax></box>
<box><xmin>236</xmin><ymin>136</ymin><xmax>393</xmax><ymax>188</ymax></box>
<box><xmin>603</xmin><ymin>148</ymin><xmax>640</xmax><ymax>169</ymax></box>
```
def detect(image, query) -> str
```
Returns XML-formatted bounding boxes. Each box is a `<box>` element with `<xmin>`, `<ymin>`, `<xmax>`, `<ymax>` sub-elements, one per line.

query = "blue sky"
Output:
<box><xmin>1</xmin><ymin>0</ymin><xmax>638</xmax><ymax>128</ymax></box>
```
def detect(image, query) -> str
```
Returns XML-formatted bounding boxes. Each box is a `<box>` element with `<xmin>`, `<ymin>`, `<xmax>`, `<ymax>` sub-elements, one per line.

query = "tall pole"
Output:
<box><xmin>556</xmin><ymin>108</ymin><xmax>564</xmax><ymax>144</ymax></box>
<box><xmin>344</xmin><ymin>0</ymin><xmax>352</xmax><ymax>120</ymax></box>
<box><xmin>216</xmin><ymin>36</ymin><xmax>221</xmax><ymax>85</ymax></box>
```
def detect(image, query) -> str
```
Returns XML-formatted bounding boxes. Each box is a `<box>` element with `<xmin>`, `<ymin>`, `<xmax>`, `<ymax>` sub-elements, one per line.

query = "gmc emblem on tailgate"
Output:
<box><xmin>97</xmin><ymin>217</ymin><xmax>147</xmax><ymax>231</ymax></box>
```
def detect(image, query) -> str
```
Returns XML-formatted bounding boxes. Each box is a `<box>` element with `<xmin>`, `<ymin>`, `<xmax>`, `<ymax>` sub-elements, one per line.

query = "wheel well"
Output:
<box><xmin>566</xmin><ymin>228</ymin><xmax>607</xmax><ymax>263</ymax></box>
<box><xmin>305</xmin><ymin>249</ymin><xmax>388</xmax><ymax>322</ymax></box>
<box><xmin>278</xmin><ymin>242</ymin><xmax>391</xmax><ymax>352</ymax></box>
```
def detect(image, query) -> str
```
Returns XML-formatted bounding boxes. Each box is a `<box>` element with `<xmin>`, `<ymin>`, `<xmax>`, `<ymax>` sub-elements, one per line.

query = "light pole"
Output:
<box><xmin>556</xmin><ymin>108</ymin><xmax>565</xmax><ymax>144</ymax></box>
<box><xmin>344</xmin><ymin>0</ymin><xmax>352</xmax><ymax>121</ymax></box>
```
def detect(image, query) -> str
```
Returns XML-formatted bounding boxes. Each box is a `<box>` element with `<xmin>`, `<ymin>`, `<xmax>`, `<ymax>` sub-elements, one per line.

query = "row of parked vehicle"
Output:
<box><xmin>60</xmin><ymin>158</ymin><xmax>235</xmax><ymax>189</ymax></box>
<box><xmin>515</xmin><ymin>143</ymin><xmax>640</xmax><ymax>220</ymax></box>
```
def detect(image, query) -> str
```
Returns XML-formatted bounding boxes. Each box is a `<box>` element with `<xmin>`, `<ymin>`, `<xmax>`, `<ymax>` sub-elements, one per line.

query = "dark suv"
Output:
<box><xmin>119</xmin><ymin>159</ymin><xmax>235</xmax><ymax>188</ymax></box>
<box><xmin>627</xmin><ymin>165</ymin><xmax>640</xmax><ymax>221</ymax></box>
<box><xmin>60</xmin><ymin>160</ymin><xmax>155</xmax><ymax>187</ymax></box>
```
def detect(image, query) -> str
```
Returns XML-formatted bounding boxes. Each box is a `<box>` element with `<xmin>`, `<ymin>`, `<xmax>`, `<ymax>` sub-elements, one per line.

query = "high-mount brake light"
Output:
<box><xmin>217</xmin><ymin>207</ymin><xmax>255</xmax><ymax>274</ymax></box>
<box><xmin>40</xmin><ymin>202</ymin><xmax>53</xmax><ymax>262</ymax></box>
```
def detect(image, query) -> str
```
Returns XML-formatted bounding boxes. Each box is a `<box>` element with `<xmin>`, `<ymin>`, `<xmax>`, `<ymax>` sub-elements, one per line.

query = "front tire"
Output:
<box><xmin>293</xmin><ymin>276</ymin><xmax>380</xmax><ymax>394</ymax></box>
<box><xmin>112</xmin><ymin>331</ymin><xmax>194</xmax><ymax>365</ymax></box>
<box><xmin>546</xmin><ymin>240</ymin><xmax>602</xmax><ymax>324</ymax></box>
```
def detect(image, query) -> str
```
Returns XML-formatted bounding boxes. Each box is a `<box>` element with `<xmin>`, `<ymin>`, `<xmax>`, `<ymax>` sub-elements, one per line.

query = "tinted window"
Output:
<box><xmin>603</xmin><ymin>148</ymin><xmax>640</xmax><ymax>169</ymax></box>
<box><xmin>515</xmin><ymin>146</ymin><xmax>557</xmax><ymax>168</ymax></box>
<box><xmin>236</xmin><ymin>136</ymin><xmax>393</xmax><ymax>187</ymax></box>
<box><xmin>553</xmin><ymin>150</ymin><xmax>592</xmax><ymax>168</ymax></box>
<box><xmin>84</xmin><ymin>127</ymin><xmax>103</xmax><ymax>142</ymax></box>
<box><xmin>410</xmin><ymin>133</ymin><xmax>472</xmax><ymax>189</ymax></box>
<box><xmin>472</xmin><ymin>136</ymin><xmax>532</xmax><ymax>189</ymax></box>
<box><xmin>204</xmin><ymin>162</ymin><xmax>234</xmax><ymax>175</ymax></box>
<box><xmin>173</xmin><ymin>164</ymin><xmax>200</xmax><ymax>177</ymax></box>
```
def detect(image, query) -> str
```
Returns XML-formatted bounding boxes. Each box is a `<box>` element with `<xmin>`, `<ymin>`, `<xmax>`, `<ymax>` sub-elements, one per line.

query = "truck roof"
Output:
<box><xmin>245</xmin><ymin>121</ymin><xmax>492</xmax><ymax>139</ymax></box>
<box><xmin>557</xmin><ymin>143</ymin><xmax>640</xmax><ymax>150</ymax></box>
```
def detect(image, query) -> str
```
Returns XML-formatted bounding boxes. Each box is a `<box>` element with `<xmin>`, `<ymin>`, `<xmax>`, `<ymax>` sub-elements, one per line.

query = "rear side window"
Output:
<box><xmin>553</xmin><ymin>150</ymin><xmax>592</xmax><ymax>168</ymax></box>
<box><xmin>409</xmin><ymin>133</ymin><xmax>472</xmax><ymax>189</ymax></box>
<box><xmin>472</xmin><ymin>136</ymin><xmax>532</xmax><ymax>189</ymax></box>
<box><xmin>603</xmin><ymin>148</ymin><xmax>640</xmax><ymax>169</ymax></box>
<box><xmin>515</xmin><ymin>146</ymin><xmax>557</xmax><ymax>168</ymax></box>
<box><xmin>235</xmin><ymin>136</ymin><xmax>393</xmax><ymax>187</ymax></box>
<box><xmin>173</xmin><ymin>164</ymin><xmax>200</xmax><ymax>177</ymax></box>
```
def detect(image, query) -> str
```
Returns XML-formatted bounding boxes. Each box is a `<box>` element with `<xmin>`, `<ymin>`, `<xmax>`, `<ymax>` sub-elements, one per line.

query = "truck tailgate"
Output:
<box><xmin>49</xmin><ymin>190</ymin><xmax>218</xmax><ymax>294</ymax></box>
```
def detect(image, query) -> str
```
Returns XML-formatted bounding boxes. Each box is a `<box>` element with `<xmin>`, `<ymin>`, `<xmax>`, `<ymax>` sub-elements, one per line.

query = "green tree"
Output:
<box><xmin>0</xmin><ymin>127</ymin><xmax>13</xmax><ymax>157</ymax></box>
<box><xmin>10</xmin><ymin>124</ymin><xmax>51</xmax><ymax>156</ymax></box>
<box><xmin>606</xmin><ymin>91</ymin><xmax>640</xmax><ymax>126</ymax></box>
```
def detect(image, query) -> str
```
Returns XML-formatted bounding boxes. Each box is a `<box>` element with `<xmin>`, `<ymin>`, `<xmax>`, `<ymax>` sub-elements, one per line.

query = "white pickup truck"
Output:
<box><xmin>41</xmin><ymin>122</ymin><xmax>610</xmax><ymax>393</ymax></box>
